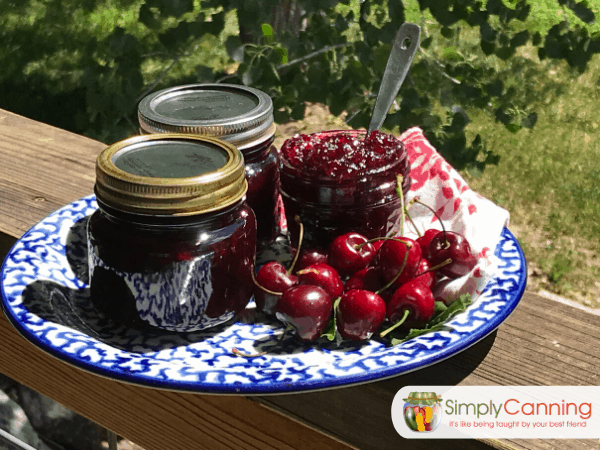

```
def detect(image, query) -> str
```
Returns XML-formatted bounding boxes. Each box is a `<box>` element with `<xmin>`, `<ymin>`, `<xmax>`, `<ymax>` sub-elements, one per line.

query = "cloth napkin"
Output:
<box><xmin>398</xmin><ymin>127</ymin><xmax>510</xmax><ymax>304</ymax></box>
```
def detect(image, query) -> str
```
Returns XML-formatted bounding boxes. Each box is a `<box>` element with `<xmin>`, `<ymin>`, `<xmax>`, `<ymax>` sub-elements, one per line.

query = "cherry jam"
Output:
<box><xmin>279</xmin><ymin>130</ymin><xmax>411</xmax><ymax>249</ymax></box>
<box><xmin>88</xmin><ymin>135</ymin><xmax>256</xmax><ymax>332</ymax></box>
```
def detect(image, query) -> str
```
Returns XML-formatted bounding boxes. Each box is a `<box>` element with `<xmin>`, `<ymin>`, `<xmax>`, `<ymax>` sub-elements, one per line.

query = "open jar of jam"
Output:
<box><xmin>279</xmin><ymin>130</ymin><xmax>411</xmax><ymax>249</ymax></box>
<box><xmin>87</xmin><ymin>134</ymin><xmax>256</xmax><ymax>332</ymax></box>
<box><xmin>138</xmin><ymin>83</ymin><xmax>279</xmax><ymax>249</ymax></box>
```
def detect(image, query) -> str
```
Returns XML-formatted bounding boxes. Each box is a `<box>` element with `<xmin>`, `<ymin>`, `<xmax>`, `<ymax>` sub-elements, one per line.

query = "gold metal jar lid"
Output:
<box><xmin>95</xmin><ymin>134</ymin><xmax>247</xmax><ymax>216</ymax></box>
<box><xmin>138</xmin><ymin>83</ymin><xmax>275</xmax><ymax>150</ymax></box>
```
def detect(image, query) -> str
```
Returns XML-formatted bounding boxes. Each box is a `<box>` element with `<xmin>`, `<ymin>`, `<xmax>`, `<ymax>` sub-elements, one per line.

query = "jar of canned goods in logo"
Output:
<box><xmin>403</xmin><ymin>392</ymin><xmax>443</xmax><ymax>432</ymax></box>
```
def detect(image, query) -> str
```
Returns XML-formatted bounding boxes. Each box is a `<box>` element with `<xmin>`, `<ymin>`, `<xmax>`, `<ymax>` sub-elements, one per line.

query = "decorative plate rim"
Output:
<box><xmin>1</xmin><ymin>195</ymin><xmax>527</xmax><ymax>395</ymax></box>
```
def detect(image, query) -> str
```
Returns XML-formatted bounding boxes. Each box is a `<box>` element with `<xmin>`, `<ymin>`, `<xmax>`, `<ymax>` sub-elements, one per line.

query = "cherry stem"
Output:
<box><xmin>404</xmin><ymin>206</ymin><xmax>422</xmax><ymax>238</ymax></box>
<box><xmin>375</xmin><ymin>240</ymin><xmax>412</xmax><ymax>294</ymax></box>
<box><xmin>251</xmin><ymin>269</ymin><xmax>283</xmax><ymax>296</ymax></box>
<box><xmin>232</xmin><ymin>325</ymin><xmax>291</xmax><ymax>358</ymax></box>
<box><xmin>414</xmin><ymin>258</ymin><xmax>452</xmax><ymax>277</ymax></box>
<box><xmin>396</xmin><ymin>174</ymin><xmax>405</xmax><ymax>237</ymax></box>
<box><xmin>379</xmin><ymin>309</ymin><xmax>410</xmax><ymax>338</ymax></box>
<box><xmin>287</xmin><ymin>215</ymin><xmax>304</xmax><ymax>275</ymax></box>
<box><xmin>414</xmin><ymin>198</ymin><xmax>447</xmax><ymax>241</ymax></box>
<box><xmin>355</xmin><ymin>235</ymin><xmax>408</xmax><ymax>252</ymax></box>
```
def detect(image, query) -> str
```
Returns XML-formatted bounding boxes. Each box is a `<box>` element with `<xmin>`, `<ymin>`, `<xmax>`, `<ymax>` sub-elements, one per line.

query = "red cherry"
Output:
<box><xmin>411</xmin><ymin>259</ymin><xmax>435</xmax><ymax>289</ymax></box>
<box><xmin>275</xmin><ymin>285</ymin><xmax>333</xmax><ymax>342</ymax></box>
<box><xmin>376</xmin><ymin>238</ymin><xmax>422</xmax><ymax>288</ymax></box>
<box><xmin>294</xmin><ymin>248</ymin><xmax>328</xmax><ymax>271</ymax></box>
<box><xmin>254</xmin><ymin>261</ymin><xmax>298</xmax><ymax>315</ymax></box>
<box><xmin>428</xmin><ymin>232</ymin><xmax>477</xmax><ymax>279</ymax></box>
<box><xmin>336</xmin><ymin>289</ymin><xmax>386</xmax><ymax>341</ymax></box>
<box><xmin>344</xmin><ymin>265</ymin><xmax>384</xmax><ymax>292</ymax></box>
<box><xmin>386</xmin><ymin>279</ymin><xmax>435</xmax><ymax>329</ymax></box>
<box><xmin>328</xmin><ymin>232</ymin><xmax>376</xmax><ymax>274</ymax></box>
<box><xmin>372</xmin><ymin>240</ymin><xmax>385</xmax><ymax>252</ymax></box>
<box><xmin>416</xmin><ymin>229</ymin><xmax>440</xmax><ymax>261</ymax></box>
<box><xmin>296</xmin><ymin>263</ymin><xmax>343</xmax><ymax>298</ymax></box>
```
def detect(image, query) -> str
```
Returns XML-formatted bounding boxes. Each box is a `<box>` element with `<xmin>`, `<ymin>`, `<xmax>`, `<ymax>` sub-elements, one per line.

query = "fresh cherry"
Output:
<box><xmin>275</xmin><ymin>285</ymin><xmax>333</xmax><ymax>342</ymax></box>
<box><xmin>336</xmin><ymin>289</ymin><xmax>386</xmax><ymax>341</ymax></box>
<box><xmin>254</xmin><ymin>261</ymin><xmax>298</xmax><ymax>315</ymax></box>
<box><xmin>411</xmin><ymin>258</ymin><xmax>435</xmax><ymax>289</ymax></box>
<box><xmin>382</xmin><ymin>279</ymin><xmax>435</xmax><ymax>333</ymax></box>
<box><xmin>344</xmin><ymin>265</ymin><xmax>384</xmax><ymax>293</ymax></box>
<box><xmin>428</xmin><ymin>231</ymin><xmax>477</xmax><ymax>279</ymax></box>
<box><xmin>416</xmin><ymin>229</ymin><xmax>440</xmax><ymax>261</ymax></box>
<box><xmin>296</xmin><ymin>263</ymin><xmax>344</xmax><ymax>298</ymax></box>
<box><xmin>294</xmin><ymin>248</ymin><xmax>328</xmax><ymax>271</ymax></box>
<box><xmin>328</xmin><ymin>232</ymin><xmax>376</xmax><ymax>274</ymax></box>
<box><xmin>376</xmin><ymin>237</ymin><xmax>422</xmax><ymax>288</ymax></box>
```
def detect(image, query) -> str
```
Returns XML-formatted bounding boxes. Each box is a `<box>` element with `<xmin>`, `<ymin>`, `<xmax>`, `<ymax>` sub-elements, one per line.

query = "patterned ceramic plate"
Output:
<box><xmin>1</xmin><ymin>195</ymin><xmax>526</xmax><ymax>395</ymax></box>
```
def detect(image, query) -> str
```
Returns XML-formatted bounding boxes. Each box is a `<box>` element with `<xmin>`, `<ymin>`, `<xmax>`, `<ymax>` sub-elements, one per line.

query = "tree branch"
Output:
<box><xmin>277</xmin><ymin>43</ymin><xmax>351</xmax><ymax>70</ymax></box>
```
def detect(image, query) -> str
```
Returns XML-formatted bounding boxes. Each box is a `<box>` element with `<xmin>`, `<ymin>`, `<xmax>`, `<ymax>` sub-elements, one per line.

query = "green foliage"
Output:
<box><xmin>1</xmin><ymin>0</ymin><xmax>599</xmax><ymax>170</ymax></box>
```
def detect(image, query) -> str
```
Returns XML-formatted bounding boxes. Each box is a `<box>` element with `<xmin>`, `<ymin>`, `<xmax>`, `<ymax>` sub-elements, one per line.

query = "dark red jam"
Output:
<box><xmin>279</xmin><ymin>130</ymin><xmax>411</xmax><ymax>249</ymax></box>
<box><xmin>88</xmin><ymin>200</ymin><xmax>256</xmax><ymax>332</ymax></box>
<box><xmin>240</xmin><ymin>136</ymin><xmax>280</xmax><ymax>246</ymax></box>
<box><xmin>281</xmin><ymin>130</ymin><xmax>406</xmax><ymax>180</ymax></box>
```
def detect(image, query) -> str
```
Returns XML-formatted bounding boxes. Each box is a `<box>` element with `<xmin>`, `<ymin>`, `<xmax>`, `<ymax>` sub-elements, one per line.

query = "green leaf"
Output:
<box><xmin>273</xmin><ymin>46</ymin><xmax>288</xmax><ymax>64</ymax></box>
<box><xmin>441</xmin><ymin>46</ymin><xmax>463</xmax><ymax>61</ymax></box>
<box><xmin>261</xmin><ymin>23</ymin><xmax>274</xmax><ymax>44</ymax></box>
<box><xmin>432</xmin><ymin>300</ymin><xmax>448</xmax><ymax>318</ymax></box>
<box><xmin>427</xmin><ymin>294</ymin><xmax>473</xmax><ymax>327</ymax></box>
<box><xmin>321</xmin><ymin>297</ymin><xmax>341</xmax><ymax>341</ymax></box>
<box><xmin>388</xmin><ymin>295</ymin><xmax>473</xmax><ymax>346</ymax></box>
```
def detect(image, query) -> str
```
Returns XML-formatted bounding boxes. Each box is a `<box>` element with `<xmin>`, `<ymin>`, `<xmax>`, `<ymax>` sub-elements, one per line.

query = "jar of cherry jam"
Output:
<box><xmin>279</xmin><ymin>130</ymin><xmax>411</xmax><ymax>249</ymax></box>
<box><xmin>87</xmin><ymin>134</ymin><xmax>256</xmax><ymax>332</ymax></box>
<box><xmin>138</xmin><ymin>83</ymin><xmax>279</xmax><ymax>249</ymax></box>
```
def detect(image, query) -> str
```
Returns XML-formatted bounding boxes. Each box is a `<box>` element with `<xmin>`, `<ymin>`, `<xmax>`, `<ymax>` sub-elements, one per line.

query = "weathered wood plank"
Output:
<box><xmin>0</xmin><ymin>110</ymin><xmax>101</xmax><ymax>237</ymax></box>
<box><xmin>0</xmin><ymin>311</ymin><xmax>355</xmax><ymax>450</ymax></box>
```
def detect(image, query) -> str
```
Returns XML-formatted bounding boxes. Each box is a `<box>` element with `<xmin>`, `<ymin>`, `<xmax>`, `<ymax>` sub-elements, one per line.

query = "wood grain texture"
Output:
<box><xmin>0</xmin><ymin>311</ymin><xmax>355</xmax><ymax>450</ymax></box>
<box><xmin>0</xmin><ymin>109</ymin><xmax>101</xmax><ymax>238</ymax></box>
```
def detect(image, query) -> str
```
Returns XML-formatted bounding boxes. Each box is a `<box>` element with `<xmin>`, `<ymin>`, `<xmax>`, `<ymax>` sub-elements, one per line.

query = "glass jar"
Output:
<box><xmin>402</xmin><ymin>392</ymin><xmax>442</xmax><ymax>432</ymax></box>
<box><xmin>138</xmin><ymin>83</ymin><xmax>279</xmax><ymax>249</ymax></box>
<box><xmin>87</xmin><ymin>134</ymin><xmax>256</xmax><ymax>332</ymax></box>
<box><xmin>279</xmin><ymin>130</ymin><xmax>412</xmax><ymax>249</ymax></box>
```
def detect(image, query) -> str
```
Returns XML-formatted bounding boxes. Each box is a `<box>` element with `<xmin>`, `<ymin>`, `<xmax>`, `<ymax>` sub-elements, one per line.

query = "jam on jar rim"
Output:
<box><xmin>137</xmin><ymin>83</ymin><xmax>274</xmax><ymax>150</ymax></box>
<box><xmin>279</xmin><ymin>129</ymin><xmax>408</xmax><ymax>182</ymax></box>
<box><xmin>95</xmin><ymin>133</ymin><xmax>247</xmax><ymax>217</ymax></box>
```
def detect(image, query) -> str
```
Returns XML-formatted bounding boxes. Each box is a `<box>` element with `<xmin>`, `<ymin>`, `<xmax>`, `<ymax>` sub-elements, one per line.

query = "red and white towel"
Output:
<box><xmin>400</xmin><ymin>127</ymin><xmax>510</xmax><ymax>303</ymax></box>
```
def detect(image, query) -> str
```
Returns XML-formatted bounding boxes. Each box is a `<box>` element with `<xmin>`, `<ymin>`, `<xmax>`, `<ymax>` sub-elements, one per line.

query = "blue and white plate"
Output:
<box><xmin>1</xmin><ymin>195</ymin><xmax>526</xmax><ymax>394</ymax></box>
